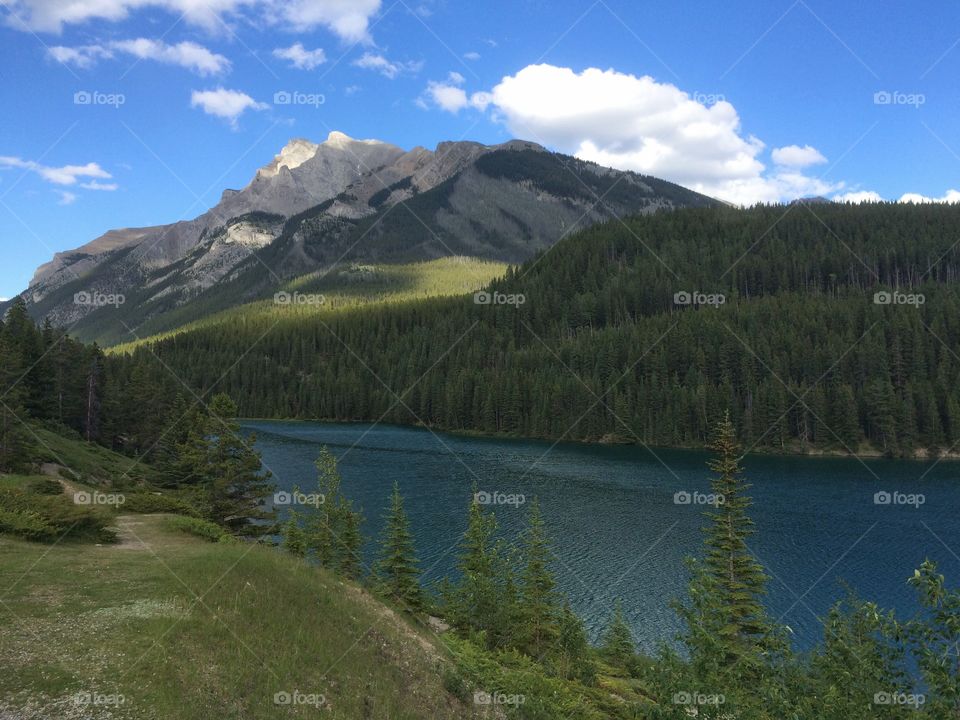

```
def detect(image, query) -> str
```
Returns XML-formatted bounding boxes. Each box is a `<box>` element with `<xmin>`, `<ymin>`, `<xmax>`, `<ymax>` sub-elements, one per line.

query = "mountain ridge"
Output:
<box><xmin>16</xmin><ymin>131</ymin><xmax>717</xmax><ymax>343</ymax></box>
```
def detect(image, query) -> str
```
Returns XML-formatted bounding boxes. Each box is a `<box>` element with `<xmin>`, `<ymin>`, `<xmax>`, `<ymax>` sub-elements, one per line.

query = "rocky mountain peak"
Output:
<box><xmin>257</xmin><ymin>137</ymin><xmax>319</xmax><ymax>178</ymax></box>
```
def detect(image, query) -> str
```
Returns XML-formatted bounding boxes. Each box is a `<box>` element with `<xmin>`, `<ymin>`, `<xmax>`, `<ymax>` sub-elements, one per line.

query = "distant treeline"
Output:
<box><xmin>6</xmin><ymin>203</ymin><xmax>960</xmax><ymax>465</ymax></box>
<box><xmin>99</xmin><ymin>203</ymin><xmax>960</xmax><ymax>459</ymax></box>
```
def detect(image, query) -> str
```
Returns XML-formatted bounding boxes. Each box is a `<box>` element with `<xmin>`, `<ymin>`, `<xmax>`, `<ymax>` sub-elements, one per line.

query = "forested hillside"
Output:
<box><xmin>92</xmin><ymin>203</ymin><xmax>958</xmax><ymax>459</ymax></box>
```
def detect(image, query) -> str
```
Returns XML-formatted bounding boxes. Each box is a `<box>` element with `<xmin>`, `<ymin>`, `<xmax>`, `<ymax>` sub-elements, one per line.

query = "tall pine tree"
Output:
<box><xmin>678</xmin><ymin>412</ymin><xmax>779</xmax><ymax>678</ymax></box>
<box><xmin>374</xmin><ymin>482</ymin><xmax>423</xmax><ymax>610</ymax></box>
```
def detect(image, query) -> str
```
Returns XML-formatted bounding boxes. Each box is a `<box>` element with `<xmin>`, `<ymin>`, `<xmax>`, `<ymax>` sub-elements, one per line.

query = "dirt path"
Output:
<box><xmin>42</xmin><ymin>468</ymin><xmax>155</xmax><ymax>551</ymax></box>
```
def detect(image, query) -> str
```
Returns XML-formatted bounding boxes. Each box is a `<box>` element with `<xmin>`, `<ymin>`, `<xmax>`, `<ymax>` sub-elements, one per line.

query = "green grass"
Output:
<box><xmin>28</xmin><ymin>425</ymin><xmax>157</xmax><ymax>486</ymax></box>
<box><xmin>109</xmin><ymin>256</ymin><xmax>507</xmax><ymax>354</ymax></box>
<box><xmin>0</xmin><ymin>514</ymin><xmax>468</xmax><ymax>719</ymax></box>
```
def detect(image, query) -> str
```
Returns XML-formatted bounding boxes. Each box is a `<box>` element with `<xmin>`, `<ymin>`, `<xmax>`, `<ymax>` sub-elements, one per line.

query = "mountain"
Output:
<box><xmin>15</xmin><ymin>131</ymin><xmax>716</xmax><ymax>344</ymax></box>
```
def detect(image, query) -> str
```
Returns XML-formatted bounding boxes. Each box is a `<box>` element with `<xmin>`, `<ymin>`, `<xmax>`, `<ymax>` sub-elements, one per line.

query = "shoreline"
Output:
<box><xmin>238</xmin><ymin>417</ymin><xmax>960</xmax><ymax>463</ymax></box>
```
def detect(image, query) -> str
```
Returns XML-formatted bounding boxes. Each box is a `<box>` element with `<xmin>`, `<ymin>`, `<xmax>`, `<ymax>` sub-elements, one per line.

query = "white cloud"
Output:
<box><xmin>422</xmin><ymin>71</ymin><xmax>486</xmax><ymax>113</ymax></box>
<box><xmin>57</xmin><ymin>191</ymin><xmax>77</xmax><ymax>205</ymax></box>
<box><xmin>7</xmin><ymin>0</ymin><xmax>381</xmax><ymax>42</ymax></box>
<box><xmin>273</xmin><ymin>42</ymin><xmax>326</xmax><ymax>70</ymax></box>
<box><xmin>772</xmin><ymin>144</ymin><xmax>827</xmax><ymax>168</ymax></box>
<box><xmin>899</xmin><ymin>189</ymin><xmax>960</xmax><ymax>204</ymax></box>
<box><xmin>425</xmin><ymin>81</ymin><xmax>468</xmax><ymax>112</ymax></box>
<box><xmin>834</xmin><ymin>190</ymin><xmax>883</xmax><ymax>203</ymax></box>
<box><xmin>80</xmin><ymin>180</ymin><xmax>119</xmax><ymax>191</ymax></box>
<box><xmin>0</xmin><ymin>156</ymin><xmax>112</xmax><ymax>186</ymax></box>
<box><xmin>273</xmin><ymin>0</ymin><xmax>381</xmax><ymax>42</ymax></box>
<box><xmin>434</xmin><ymin>63</ymin><xmax>841</xmax><ymax>205</ymax></box>
<box><xmin>49</xmin><ymin>38</ymin><xmax>229</xmax><ymax>75</ymax></box>
<box><xmin>464</xmin><ymin>51</ymin><xmax>480</xmax><ymax>61</ymax></box>
<box><xmin>190</xmin><ymin>87</ymin><xmax>268</xmax><ymax>127</ymax></box>
<box><xmin>113</xmin><ymin>38</ymin><xmax>229</xmax><ymax>75</ymax></box>
<box><xmin>48</xmin><ymin>44</ymin><xmax>112</xmax><ymax>68</ymax></box>
<box><xmin>352</xmin><ymin>52</ymin><xmax>422</xmax><ymax>79</ymax></box>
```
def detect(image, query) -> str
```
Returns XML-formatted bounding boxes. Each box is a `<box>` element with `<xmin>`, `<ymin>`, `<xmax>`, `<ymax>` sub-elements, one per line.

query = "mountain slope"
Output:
<box><xmin>15</xmin><ymin>132</ymin><xmax>716</xmax><ymax>345</ymax></box>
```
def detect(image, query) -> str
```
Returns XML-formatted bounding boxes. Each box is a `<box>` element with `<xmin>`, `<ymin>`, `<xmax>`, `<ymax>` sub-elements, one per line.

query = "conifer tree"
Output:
<box><xmin>679</xmin><ymin>412</ymin><xmax>778</xmax><ymax>677</ymax></box>
<box><xmin>450</xmin><ymin>491</ymin><xmax>501</xmax><ymax>642</ymax></box>
<box><xmin>601</xmin><ymin>598</ymin><xmax>635</xmax><ymax>668</ymax></box>
<box><xmin>375</xmin><ymin>482</ymin><xmax>423</xmax><ymax>610</ymax></box>
<box><xmin>281</xmin><ymin>508</ymin><xmax>307</xmax><ymax>557</ymax></box>
<box><xmin>336</xmin><ymin>495</ymin><xmax>364</xmax><ymax>579</ymax></box>
<box><xmin>305</xmin><ymin>446</ymin><xmax>364</xmax><ymax>576</ymax></box>
<box><xmin>178</xmin><ymin>393</ymin><xmax>276</xmax><ymax>535</ymax></box>
<box><xmin>517</xmin><ymin>498</ymin><xmax>560</xmax><ymax>658</ymax></box>
<box><xmin>0</xmin><ymin>329</ymin><xmax>32</xmax><ymax>472</ymax></box>
<box><xmin>555</xmin><ymin>601</ymin><xmax>596</xmax><ymax>684</ymax></box>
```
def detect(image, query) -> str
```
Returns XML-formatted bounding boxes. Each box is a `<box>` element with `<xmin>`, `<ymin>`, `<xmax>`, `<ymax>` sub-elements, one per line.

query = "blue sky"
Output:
<box><xmin>1</xmin><ymin>0</ymin><xmax>959</xmax><ymax>298</ymax></box>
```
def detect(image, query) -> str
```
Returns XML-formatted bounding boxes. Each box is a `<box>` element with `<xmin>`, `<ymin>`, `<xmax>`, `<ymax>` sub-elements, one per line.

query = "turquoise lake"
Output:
<box><xmin>242</xmin><ymin>420</ymin><xmax>960</xmax><ymax>654</ymax></box>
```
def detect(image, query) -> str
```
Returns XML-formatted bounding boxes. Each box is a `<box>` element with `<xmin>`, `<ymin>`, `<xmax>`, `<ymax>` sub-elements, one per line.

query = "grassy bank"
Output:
<box><xmin>0</xmin><ymin>513</ymin><xmax>468</xmax><ymax>719</ymax></box>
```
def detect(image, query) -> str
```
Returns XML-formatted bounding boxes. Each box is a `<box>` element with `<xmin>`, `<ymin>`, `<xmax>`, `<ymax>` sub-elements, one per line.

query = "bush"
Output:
<box><xmin>164</xmin><ymin>515</ymin><xmax>229</xmax><ymax>542</ymax></box>
<box><xmin>122</xmin><ymin>493</ymin><xmax>199</xmax><ymax>516</ymax></box>
<box><xmin>0</xmin><ymin>488</ymin><xmax>116</xmax><ymax>543</ymax></box>
<box><xmin>0</xmin><ymin>508</ymin><xmax>59</xmax><ymax>541</ymax></box>
<box><xmin>25</xmin><ymin>477</ymin><xmax>64</xmax><ymax>495</ymax></box>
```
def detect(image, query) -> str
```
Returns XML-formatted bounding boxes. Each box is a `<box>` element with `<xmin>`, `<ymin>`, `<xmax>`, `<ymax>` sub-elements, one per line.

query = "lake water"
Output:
<box><xmin>242</xmin><ymin>420</ymin><xmax>960</xmax><ymax>654</ymax></box>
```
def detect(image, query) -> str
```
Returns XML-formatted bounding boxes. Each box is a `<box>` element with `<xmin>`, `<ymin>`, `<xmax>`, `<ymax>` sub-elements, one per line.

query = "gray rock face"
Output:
<box><xmin>18</xmin><ymin>131</ymin><xmax>715</xmax><ymax>341</ymax></box>
<box><xmin>30</xmin><ymin>132</ymin><xmax>405</xmax><ymax>293</ymax></box>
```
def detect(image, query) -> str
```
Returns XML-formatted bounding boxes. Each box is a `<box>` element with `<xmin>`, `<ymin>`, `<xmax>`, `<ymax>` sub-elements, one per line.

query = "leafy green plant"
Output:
<box><xmin>163</xmin><ymin>515</ymin><xmax>230</xmax><ymax>543</ymax></box>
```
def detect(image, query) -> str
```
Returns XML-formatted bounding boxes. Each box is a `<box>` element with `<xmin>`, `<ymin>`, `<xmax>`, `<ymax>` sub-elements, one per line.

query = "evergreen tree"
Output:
<box><xmin>555</xmin><ymin>601</ymin><xmax>596</xmax><ymax>684</ymax></box>
<box><xmin>179</xmin><ymin>393</ymin><xmax>276</xmax><ymax>535</ymax></box>
<box><xmin>601</xmin><ymin>598</ymin><xmax>635</xmax><ymax>668</ymax></box>
<box><xmin>679</xmin><ymin>412</ymin><xmax>779</xmax><ymax>678</ymax></box>
<box><xmin>0</xmin><ymin>329</ymin><xmax>32</xmax><ymax>472</ymax></box>
<box><xmin>449</xmin><ymin>491</ymin><xmax>501</xmax><ymax>644</ymax></box>
<box><xmin>517</xmin><ymin>498</ymin><xmax>560</xmax><ymax>658</ymax></box>
<box><xmin>304</xmin><ymin>446</ymin><xmax>364</xmax><ymax>576</ymax></box>
<box><xmin>336</xmin><ymin>494</ymin><xmax>364</xmax><ymax>579</ymax></box>
<box><xmin>281</xmin><ymin>508</ymin><xmax>307</xmax><ymax>557</ymax></box>
<box><xmin>374</xmin><ymin>481</ymin><xmax>423</xmax><ymax>610</ymax></box>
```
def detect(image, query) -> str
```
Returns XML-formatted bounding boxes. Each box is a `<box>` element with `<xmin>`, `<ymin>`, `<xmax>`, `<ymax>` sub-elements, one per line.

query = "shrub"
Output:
<box><xmin>0</xmin><ymin>488</ymin><xmax>116</xmax><ymax>543</ymax></box>
<box><xmin>122</xmin><ymin>493</ymin><xmax>199</xmax><ymax>516</ymax></box>
<box><xmin>25</xmin><ymin>477</ymin><xmax>64</xmax><ymax>495</ymax></box>
<box><xmin>164</xmin><ymin>515</ymin><xmax>229</xmax><ymax>542</ymax></box>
